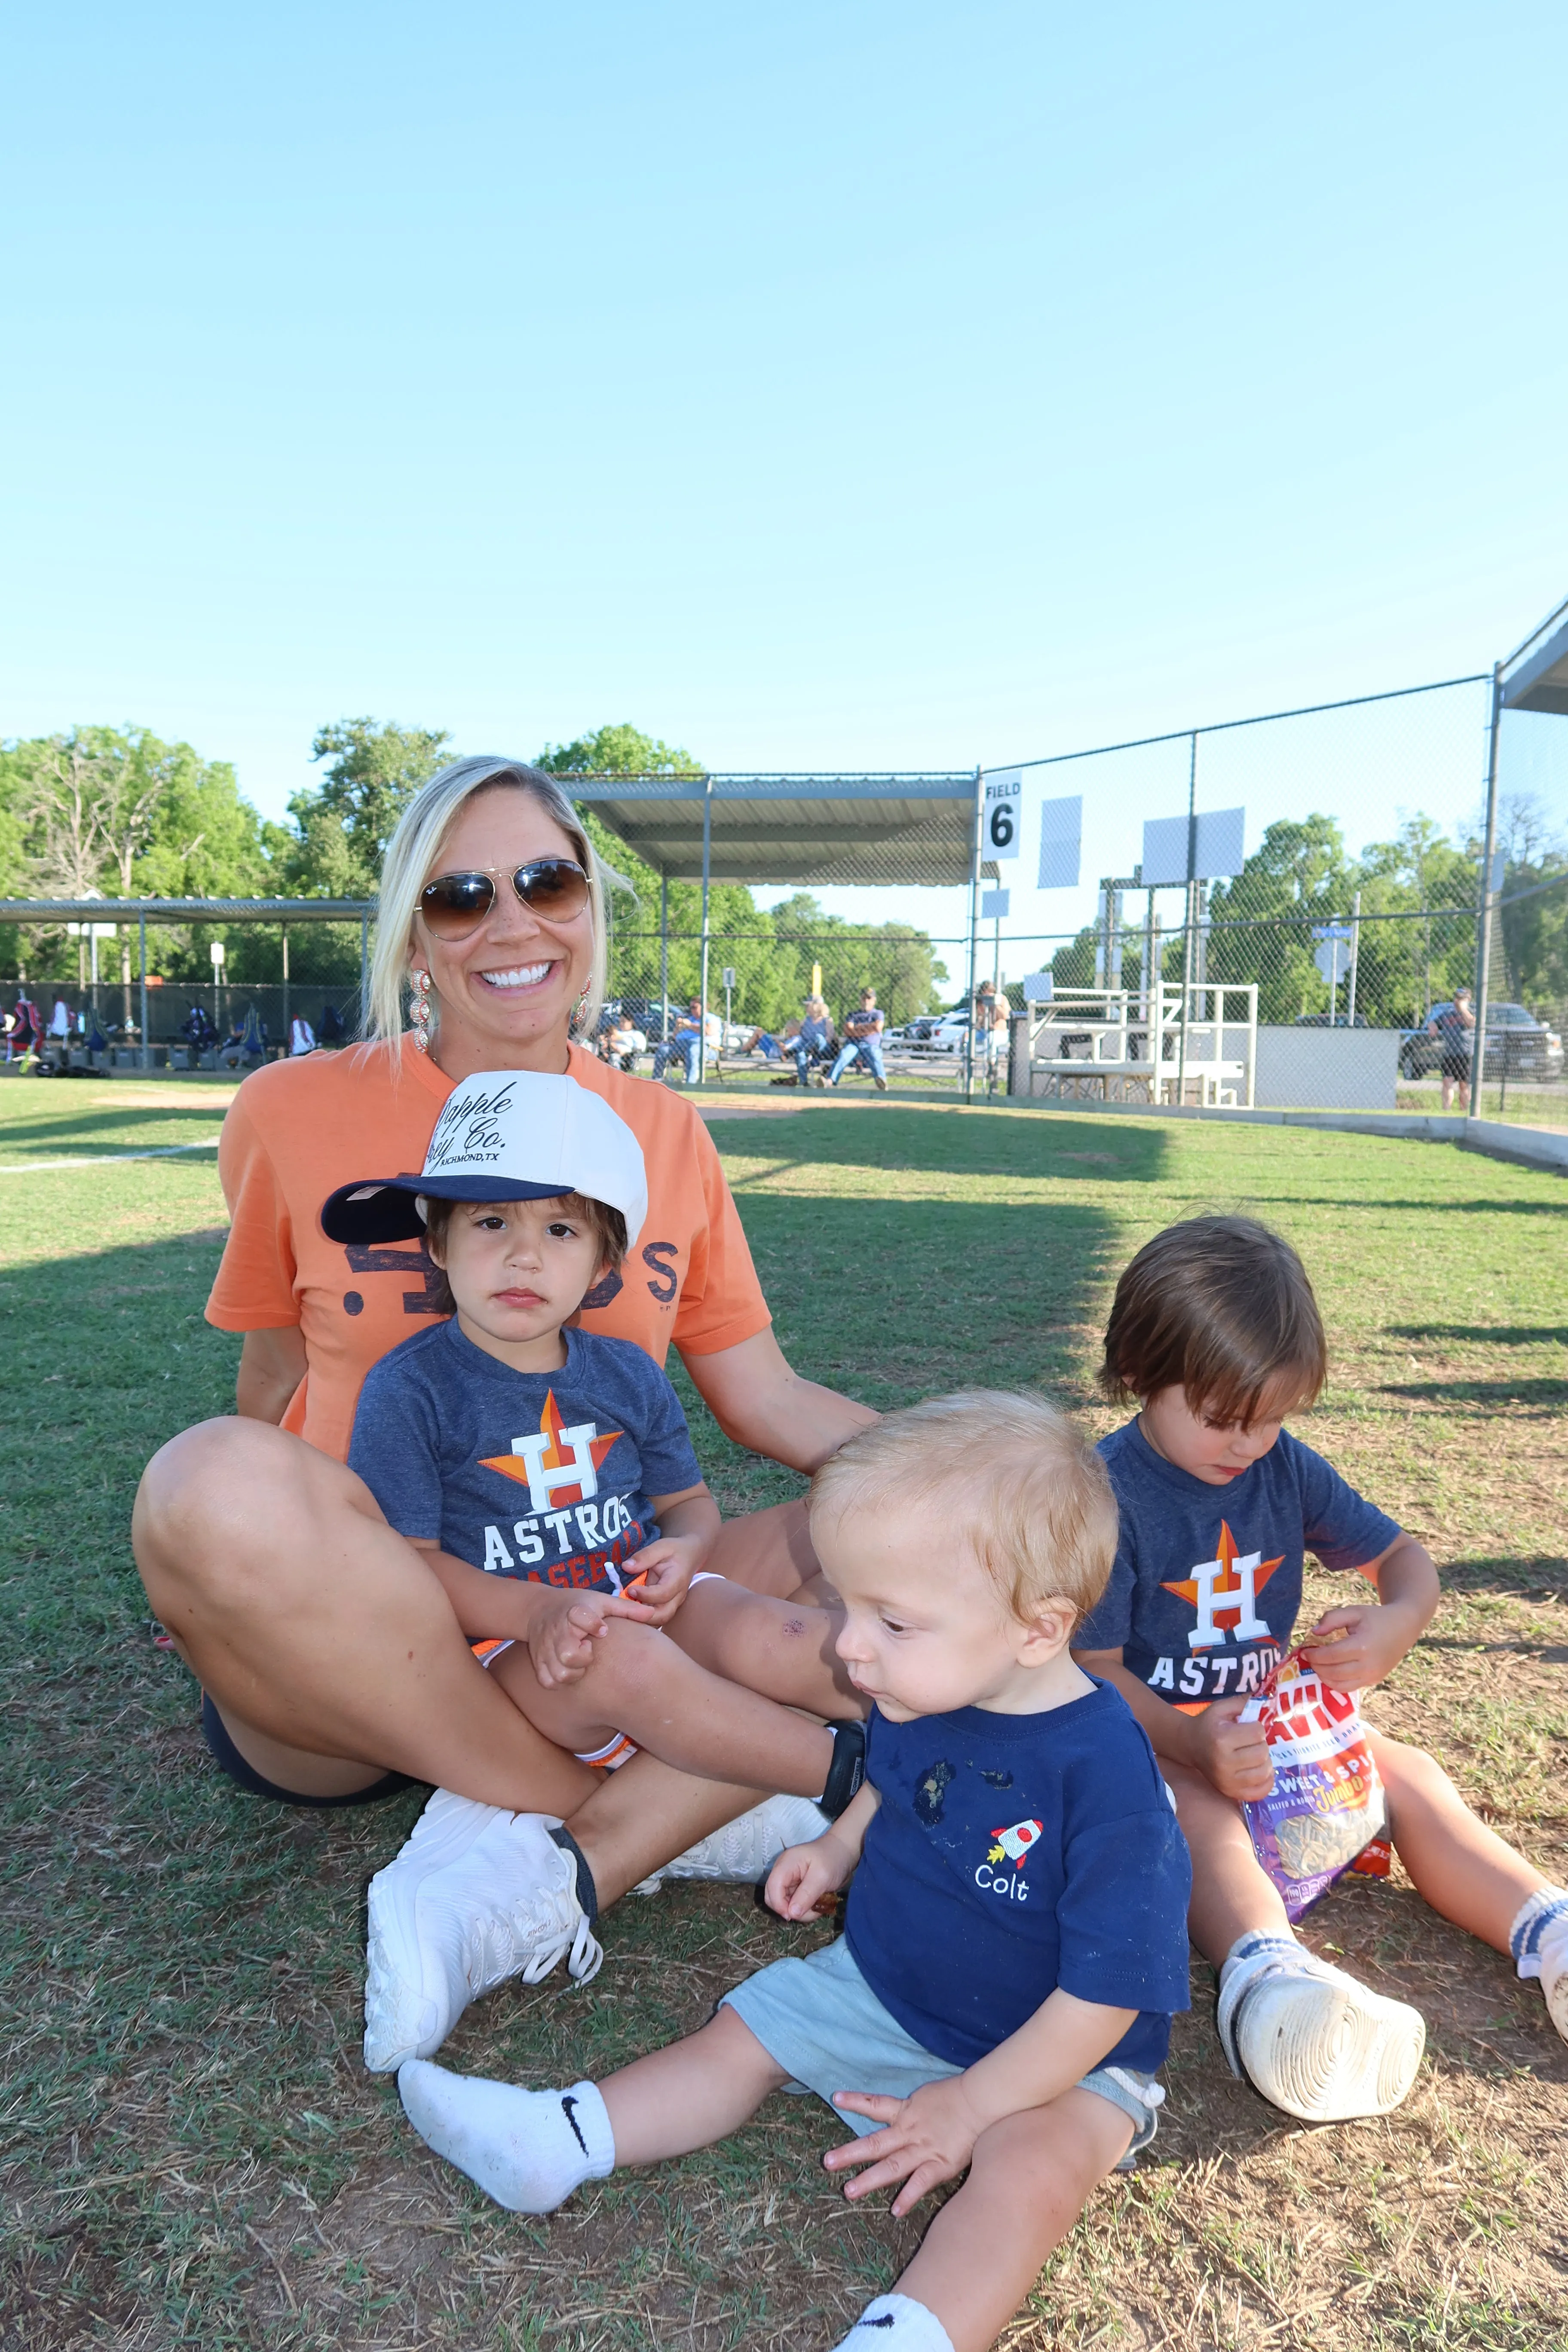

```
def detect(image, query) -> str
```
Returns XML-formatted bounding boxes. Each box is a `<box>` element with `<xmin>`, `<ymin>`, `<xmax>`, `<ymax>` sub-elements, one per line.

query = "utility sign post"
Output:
<box><xmin>1312</xmin><ymin>923</ymin><xmax>1354</xmax><ymax>1020</ymax></box>
<box><xmin>982</xmin><ymin>769</ymin><xmax>1022</xmax><ymax>860</ymax></box>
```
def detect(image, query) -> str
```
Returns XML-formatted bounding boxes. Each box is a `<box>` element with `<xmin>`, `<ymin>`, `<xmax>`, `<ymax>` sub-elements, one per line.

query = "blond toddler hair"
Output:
<box><xmin>809</xmin><ymin>1390</ymin><xmax>1118</xmax><ymax>1629</ymax></box>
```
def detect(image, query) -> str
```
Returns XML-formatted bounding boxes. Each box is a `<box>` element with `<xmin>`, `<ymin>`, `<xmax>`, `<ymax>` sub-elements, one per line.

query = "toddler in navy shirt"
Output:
<box><xmin>398</xmin><ymin>1392</ymin><xmax>1192</xmax><ymax>2352</ymax></box>
<box><xmin>1073</xmin><ymin>1215</ymin><xmax>1568</xmax><ymax>2127</ymax></box>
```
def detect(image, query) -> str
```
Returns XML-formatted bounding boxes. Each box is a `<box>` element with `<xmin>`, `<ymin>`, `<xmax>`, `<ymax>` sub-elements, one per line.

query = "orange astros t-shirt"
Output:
<box><xmin>205</xmin><ymin>1038</ymin><xmax>771</xmax><ymax>1461</ymax></box>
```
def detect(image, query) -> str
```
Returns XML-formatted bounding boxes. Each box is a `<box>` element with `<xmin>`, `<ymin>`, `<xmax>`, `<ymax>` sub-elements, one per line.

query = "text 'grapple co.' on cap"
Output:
<box><xmin>319</xmin><ymin>1072</ymin><xmax>649</xmax><ymax>1249</ymax></box>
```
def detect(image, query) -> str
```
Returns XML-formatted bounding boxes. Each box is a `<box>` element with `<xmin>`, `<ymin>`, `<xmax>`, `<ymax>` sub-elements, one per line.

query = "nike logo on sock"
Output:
<box><xmin>560</xmin><ymin>2094</ymin><xmax>589</xmax><ymax>2158</ymax></box>
<box><xmin>854</xmin><ymin>2321</ymin><xmax>896</xmax><ymax>2332</ymax></box>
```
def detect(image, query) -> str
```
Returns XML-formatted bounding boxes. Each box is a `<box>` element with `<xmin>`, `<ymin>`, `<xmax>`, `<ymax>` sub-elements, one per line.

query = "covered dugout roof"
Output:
<box><xmin>570</xmin><ymin>772</ymin><xmax>979</xmax><ymax>888</ymax></box>
<box><xmin>1501</xmin><ymin>598</ymin><xmax>1568</xmax><ymax>715</ymax></box>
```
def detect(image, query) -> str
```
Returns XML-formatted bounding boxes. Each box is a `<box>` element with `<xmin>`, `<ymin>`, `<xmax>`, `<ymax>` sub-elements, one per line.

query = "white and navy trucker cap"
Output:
<box><xmin>320</xmin><ymin>1071</ymin><xmax>648</xmax><ymax>1250</ymax></box>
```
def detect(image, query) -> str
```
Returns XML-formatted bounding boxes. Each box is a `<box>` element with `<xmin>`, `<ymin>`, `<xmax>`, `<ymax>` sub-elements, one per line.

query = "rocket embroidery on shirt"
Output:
<box><xmin>481</xmin><ymin>1389</ymin><xmax>622</xmax><ymax>1511</ymax></box>
<box><xmin>1161</xmin><ymin>1520</ymin><xmax>1284</xmax><ymax>1653</ymax></box>
<box><xmin>975</xmin><ymin>1816</ymin><xmax>1044</xmax><ymax>1902</ymax></box>
<box><xmin>987</xmin><ymin>1819</ymin><xmax>1044</xmax><ymax>1869</ymax></box>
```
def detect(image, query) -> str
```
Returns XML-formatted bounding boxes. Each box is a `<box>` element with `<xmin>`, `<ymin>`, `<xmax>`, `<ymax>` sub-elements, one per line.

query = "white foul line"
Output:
<box><xmin>0</xmin><ymin>1142</ymin><xmax>222</xmax><ymax>1174</ymax></box>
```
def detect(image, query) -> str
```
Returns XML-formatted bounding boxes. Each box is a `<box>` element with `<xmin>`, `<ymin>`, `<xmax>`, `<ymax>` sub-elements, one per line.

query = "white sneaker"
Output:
<box><xmin>1217</xmin><ymin>1936</ymin><xmax>1424</xmax><ymax>2122</ymax></box>
<box><xmin>364</xmin><ymin>1797</ymin><xmax>602</xmax><ymax>2072</ymax></box>
<box><xmin>632</xmin><ymin>1793</ymin><xmax>830</xmax><ymax>1893</ymax></box>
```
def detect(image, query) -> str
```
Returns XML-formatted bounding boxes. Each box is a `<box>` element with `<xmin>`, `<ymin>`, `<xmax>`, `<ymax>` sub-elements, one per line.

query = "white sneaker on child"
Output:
<box><xmin>632</xmin><ymin>1792</ymin><xmax>831</xmax><ymax>1893</ymax></box>
<box><xmin>364</xmin><ymin>1796</ymin><xmax>602</xmax><ymax>2072</ymax></box>
<box><xmin>1216</xmin><ymin>1932</ymin><xmax>1424</xmax><ymax>2122</ymax></box>
<box><xmin>398</xmin><ymin>2059</ymin><xmax>614</xmax><ymax>2211</ymax></box>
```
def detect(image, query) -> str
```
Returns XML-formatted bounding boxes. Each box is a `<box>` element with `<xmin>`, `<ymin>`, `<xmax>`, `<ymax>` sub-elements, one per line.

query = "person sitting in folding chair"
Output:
<box><xmin>790</xmin><ymin>996</ymin><xmax>836</xmax><ymax>1088</ymax></box>
<box><xmin>827</xmin><ymin>987</ymin><xmax>888</xmax><ymax>1092</ymax></box>
<box><xmin>652</xmin><ymin>1000</ymin><xmax>707</xmax><ymax>1085</ymax></box>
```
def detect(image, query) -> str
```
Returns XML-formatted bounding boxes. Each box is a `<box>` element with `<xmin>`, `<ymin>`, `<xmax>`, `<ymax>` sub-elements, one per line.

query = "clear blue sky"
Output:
<box><xmin>4</xmin><ymin>3</ymin><xmax>1566</xmax><ymax>952</ymax></box>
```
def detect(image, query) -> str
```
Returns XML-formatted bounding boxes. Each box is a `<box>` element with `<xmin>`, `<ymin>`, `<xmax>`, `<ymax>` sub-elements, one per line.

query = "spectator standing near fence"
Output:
<box><xmin>791</xmin><ymin>995</ymin><xmax>835</xmax><ymax>1087</ymax></box>
<box><xmin>972</xmin><ymin>980</ymin><xmax>1007</xmax><ymax>1075</ymax></box>
<box><xmin>828</xmin><ymin>986</ymin><xmax>888</xmax><ymax>1091</ymax></box>
<box><xmin>1427</xmin><ymin>986</ymin><xmax>1474</xmax><ymax>1113</ymax></box>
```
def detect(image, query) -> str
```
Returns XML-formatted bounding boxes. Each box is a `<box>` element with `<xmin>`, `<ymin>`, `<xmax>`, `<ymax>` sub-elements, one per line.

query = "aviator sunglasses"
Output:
<box><xmin>418</xmin><ymin>857</ymin><xmax>590</xmax><ymax>940</ymax></box>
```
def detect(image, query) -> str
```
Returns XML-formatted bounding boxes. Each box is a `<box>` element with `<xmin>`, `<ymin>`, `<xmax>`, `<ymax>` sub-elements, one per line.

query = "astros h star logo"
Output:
<box><xmin>1161</xmin><ymin>1519</ymin><xmax>1284</xmax><ymax>1653</ymax></box>
<box><xmin>481</xmin><ymin>1390</ymin><xmax>622</xmax><ymax>1513</ymax></box>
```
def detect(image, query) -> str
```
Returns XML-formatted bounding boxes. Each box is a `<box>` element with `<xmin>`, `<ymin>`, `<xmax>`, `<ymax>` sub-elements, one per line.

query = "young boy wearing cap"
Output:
<box><xmin>328</xmin><ymin>1072</ymin><xmax>869</xmax><ymax>2066</ymax></box>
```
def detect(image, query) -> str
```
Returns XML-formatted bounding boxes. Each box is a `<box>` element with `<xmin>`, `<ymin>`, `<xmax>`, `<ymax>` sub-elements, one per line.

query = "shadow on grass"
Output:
<box><xmin>1230</xmin><ymin>1193</ymin><xmax>1567</xmax><ymax>1216</ymax></box>
<box><xmin>0</xmin><ymin>1105</ymin><xmax>229</xmax><ymax>1157</ymax></box>
<box><xmin>712</xmin><ymin>1104</ymin><xmax>1171</xmax><ymax>1186</ymax></box>
<box><xmin>1388</xmin><ymin>1323</ymin><xmax>1568</xmax><ymax>1347</ymax></box>
<box><xmin>1431</xmin><ymin>1555</ymin><xmax>1568</xmax><ymax>1599</ymax></box>
<box><xmin>1378</xmin><ymin>1377</ymin><xmax>1568</xmax><ymax>1409</ymax></box>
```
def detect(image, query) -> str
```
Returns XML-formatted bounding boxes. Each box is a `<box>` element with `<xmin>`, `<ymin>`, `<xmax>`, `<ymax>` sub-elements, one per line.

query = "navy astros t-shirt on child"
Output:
<box><xmin>845</xmin><ymin>1680</ymin><xmax>1191</xmax><ymax>2073</ymax></box>
<box><xmin>349</xmin><ymin>1318</ymin><xmax>704</xmax><ymax>1594</ymax></box>
<box><xmin>1077</xmin><ymin>1418</ymin><xmax>1400</xmax><ymax>1705</ymax></box>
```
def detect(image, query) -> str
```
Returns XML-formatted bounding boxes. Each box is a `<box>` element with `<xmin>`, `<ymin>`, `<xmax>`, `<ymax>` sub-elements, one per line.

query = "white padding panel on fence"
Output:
<box><xmin>1253</xmin><ymin>1028</ymin><xmax>1399</xmax><ymax>1111</ymax></box>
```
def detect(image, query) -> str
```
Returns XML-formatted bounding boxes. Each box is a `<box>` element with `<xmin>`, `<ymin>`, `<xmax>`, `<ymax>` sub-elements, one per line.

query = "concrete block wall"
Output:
<box><xmin>1253</xmin><ymin>1026</ymin><xmax>1399</xmax><ymax>1111</ymax></box>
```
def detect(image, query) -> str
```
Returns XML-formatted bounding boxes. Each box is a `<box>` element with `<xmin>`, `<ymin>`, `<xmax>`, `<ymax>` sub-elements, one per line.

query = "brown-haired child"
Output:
<box><xmin>1073</xmin><ymin>1213</ymin><xmax>1568</xmax><ymax>2121</ymax></box>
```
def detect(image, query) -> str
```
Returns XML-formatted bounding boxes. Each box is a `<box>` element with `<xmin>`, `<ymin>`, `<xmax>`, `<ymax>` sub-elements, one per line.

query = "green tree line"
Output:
<box><xmin>0</xmin><ymin>719</ymin><xmax>947</xmax><ymax>1024</ymax></box>
<box><xmin>1049</xmin><ymin>809</ymin><xmax>1568</xmax><ymax>1026</ymax></box>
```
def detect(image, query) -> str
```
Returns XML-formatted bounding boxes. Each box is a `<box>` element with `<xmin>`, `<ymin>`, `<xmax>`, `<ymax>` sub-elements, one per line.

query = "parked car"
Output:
<box><xmin>921</xmin><ymin>1011</ymin><xmax>971</xmax><ymax>1054</ymax></box>
<box><xmin>599</xmin><ymin>995</ymin><xmax>667</xmax><ymax>1045</ymax></box>
<box><xmin>1399</xmin><ymin>1001</ymin><xmax>1563</xmax><ymax>1081</ymax></box>
<box><xmin>1293</xmin><ymin>1013</ymin><xmax>1370</xmax><ymax>1027</ymax></box>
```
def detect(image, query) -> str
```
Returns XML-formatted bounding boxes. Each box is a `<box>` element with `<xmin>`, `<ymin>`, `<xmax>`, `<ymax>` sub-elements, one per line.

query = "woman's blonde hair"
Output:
<box><xmin>365</xmin><ymin>756</ymin><xmax>633</xmax><ymax>1056</ymax></box>
<box><xmin>804</xmin><ymin>993</ymin><xmax>829</xmax><ymax>1019</ymax></box>
<box><xmin>809</xmin><ymin>1390</ymin><xmax>1118</xmax><ymax>1629</ymax></box>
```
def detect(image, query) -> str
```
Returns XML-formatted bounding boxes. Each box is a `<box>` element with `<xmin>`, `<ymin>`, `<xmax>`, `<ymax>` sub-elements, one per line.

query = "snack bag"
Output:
<box><xmin>1239</xmin><ymin>1650</ymin><xmax>1387</xmax><ymax>1921</ymax></box>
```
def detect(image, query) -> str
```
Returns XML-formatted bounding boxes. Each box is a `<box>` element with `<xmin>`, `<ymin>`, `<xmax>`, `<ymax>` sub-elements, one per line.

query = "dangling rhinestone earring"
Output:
<box><xmin>570</xmin><ymin>983</ymin><xmax>591</xmax><ymax>1035</ymax></box>
<box><xmin>411</xmin><ymin>969</ymin><xmax>433</xmax><ymax>1055</ymax></box>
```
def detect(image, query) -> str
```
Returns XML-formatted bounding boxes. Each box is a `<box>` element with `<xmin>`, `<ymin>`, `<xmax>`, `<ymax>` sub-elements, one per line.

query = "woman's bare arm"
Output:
<box><xmin>683</xmin><ymin>1326</ymin><xmax>876</xmax><ymax>1473</ymax></box>
<box><xmin>236</xmin><ymin>1327</ymin><xmax>308</xmax><ymax>1423</ymax></box>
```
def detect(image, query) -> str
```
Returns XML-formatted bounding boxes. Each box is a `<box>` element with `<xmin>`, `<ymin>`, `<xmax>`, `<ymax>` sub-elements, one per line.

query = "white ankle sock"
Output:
<box><xmin>398</xmin><ymin>2061</ymin><xmax>614</xmax><ymax>2213</ymax></box>
<box><xmin>1509</xmin><ymin>1885</ymin><xmax>1568</xmax><ymax>1979</ymax></box>
<box><xmin>1220</xmin><ymin>1928</ymin><xmax>1299</xmax><ymax>1980</ymax></box>
<box><xmin>833</xmin><ymin>2294</ymin><xmax>956</xmax><ymax>2352</ymax></box>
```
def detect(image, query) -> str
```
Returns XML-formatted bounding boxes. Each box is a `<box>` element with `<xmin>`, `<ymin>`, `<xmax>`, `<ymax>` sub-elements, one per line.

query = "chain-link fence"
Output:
<box><xmin>2</xmin><ymin>654</ymin><xmax>1564</xmax><ymax>1124</ymax></box>
<box><xmin>0</xmin><ymin>907</ymin><xmax>370</xmax><ymax>1071</ymax></box>
<box><xmin>3</xmin><ymin>896</ymin><xmax>1564</xmax><ymax>1118</ymax></box>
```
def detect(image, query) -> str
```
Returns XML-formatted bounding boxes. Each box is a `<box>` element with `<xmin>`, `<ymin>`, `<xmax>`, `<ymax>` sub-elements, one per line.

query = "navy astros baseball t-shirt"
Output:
<box><xmin>348</xmin><ymin>1318</ymin><xmax>704</xmax><ymax>1594</ymax></box>
<box><xmin>845</xmin><ymin>1678</ymin><xmax>1192</xmax><ymax>2071</ymax></box>
<box><xmin>1075</xmin><ymin>1418</ymin><xmax>1400</xmax><ymax>1706</ymax></box>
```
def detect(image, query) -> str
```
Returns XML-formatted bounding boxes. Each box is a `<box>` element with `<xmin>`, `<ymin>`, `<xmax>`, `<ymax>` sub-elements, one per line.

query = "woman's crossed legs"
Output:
<box><xmin>133</xmin><ymin>1416</ymin><xmax>833</xmax><ymax>1910</ymax></box>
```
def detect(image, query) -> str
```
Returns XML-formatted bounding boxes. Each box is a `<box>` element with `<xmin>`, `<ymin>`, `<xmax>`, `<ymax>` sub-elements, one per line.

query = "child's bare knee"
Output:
<box><xmin>591</xmin><ymin>1618</ymin><xmax>680</xmax><ymax>1707</ymax></box>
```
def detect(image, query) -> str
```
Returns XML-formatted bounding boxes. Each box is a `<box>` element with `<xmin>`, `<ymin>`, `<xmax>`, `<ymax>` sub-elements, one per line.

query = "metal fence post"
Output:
<box><xmin>1176</xmin><ymin>732</ymin><xmax>1197</xmax><ymax>1105</ymax></box>
<box><xmin>138</xmin><ymin>907</ymin><xmax>148</xmax><ymax>1069</ymax></box>
<box><xmin>1347</xmin><ymin>890</ymin><xmax>1361</xmax><ymax>1027</ymax></box>
<box><xmin>698</xmin><ymin>779</ymin><xmax>712</xmax><ymax>1085</ymax></box>
<box><xmin>1470</xmin><ymin>663</ymin><xmax>1504</xmax><ymax>1115</ymax></box>
<box><xmin>659</xmin><ymin>874</ymin><xmax>669</xmax><ymax>1049</ymax></box>
<box><xmin>282</xmin><ymin>925</ymin><xmax>289</xmax><ymax>1053</ymax></box>
<box><xmin>963</xmin><ymin>767</ymin><xmax>983</xmax><ymax>1104</ymax></box>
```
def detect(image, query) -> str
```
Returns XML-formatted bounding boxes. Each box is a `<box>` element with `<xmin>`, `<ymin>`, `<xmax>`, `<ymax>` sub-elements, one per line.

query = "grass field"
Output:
<box><xmin>1</xmin><ymin>1081</ymin><xmax>1565</xmax><ymax>2352</ymax></box>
